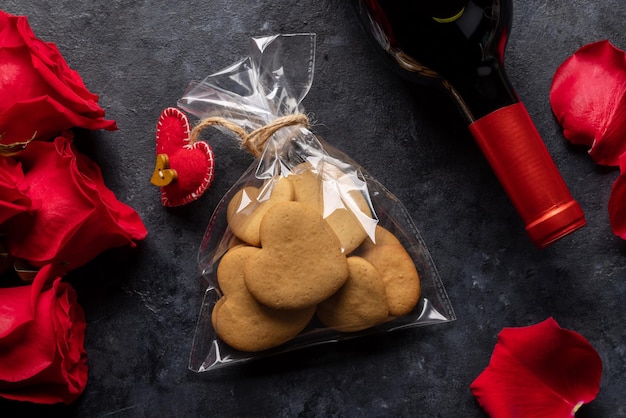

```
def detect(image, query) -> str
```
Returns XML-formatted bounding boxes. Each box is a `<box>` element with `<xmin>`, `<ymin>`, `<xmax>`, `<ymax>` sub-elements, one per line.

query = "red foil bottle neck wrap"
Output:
<box><xmin>468</xmin><ymin>102</ymin><xmax>586</xmax><ymax>248</ymax></box>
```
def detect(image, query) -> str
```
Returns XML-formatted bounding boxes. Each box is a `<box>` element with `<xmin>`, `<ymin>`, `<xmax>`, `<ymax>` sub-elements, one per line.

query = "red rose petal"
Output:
<box><xmin>471</xmin><ymin>318</ymin><xmax>602</xmax><ymax>418</ymax></box>
<box><xmin>608</xmin><ymin>152</ymin><xmax>626</xmax><ymax>238</ymax></box>
<box><xmin>0</xmin><ymin>96</ymin><xmax>116</xmax><ymax>146</ymax></box>
<box><xmin>0</xmin><ymin>156</ymin><xmax>34</xmax><ymax>224</ymax></box>
<box><xmin>550</xmin><ymin>40</ymin><xmax>626</xmax><ymax>166</ymax></box>
<box><xmin>0</xmin><ymin>281</ymin><xmax>55</xmax><ymax>385</ymax></box>
<box><xmin>0</xmin><ymin>265</ymin><xmax>47</xmax><ymax>340</ymax></box>
<box><xmin>0</xmin><ymin>286</ymin><xmax>33</xmax><ymax>339</ymax></box>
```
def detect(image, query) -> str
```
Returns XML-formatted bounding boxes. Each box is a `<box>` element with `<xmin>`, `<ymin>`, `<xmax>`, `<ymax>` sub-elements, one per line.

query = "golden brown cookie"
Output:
<box><xmin>244</xmin><ymin>201</ymin><xmax>349</xmax><ymax>310</ymax></box>
<box><xmin>216</xmin><ymin>245</ymin><xmax>260</xmax><ymax>295</ymax></box>
<box><xmin>212</xmin><ymin>245</ymin><xmax>315</xmax><ymax>352</ymax></box>
<box><xmin>316</xmin><ymin>256</ymin><xmax>389</xmax><ymax>332</ymax></box>
<box><xmin>290</xmin><ymin>163</ymin><xmax>372</xmax><ymax>254</ymax></box>
<box><xmin>357</xmin><ymin>225</ymin><xmax>421</xmax><ymax>316</ymax></box>
<box><xmin>226</xmin><ymin>177</ymin><xmax>293</xmax><ymax>246</ymax></box>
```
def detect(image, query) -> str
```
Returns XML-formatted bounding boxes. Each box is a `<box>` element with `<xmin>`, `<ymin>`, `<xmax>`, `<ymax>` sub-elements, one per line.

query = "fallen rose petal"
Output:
<box><xmin>471</xmin><ymin>318</ymin><xmax>602</xmax><ymax>417</ymax></box>
<box><xmin>0</xmin><ymin>265</ymin><xmax>87</xmax><ymax>404</ymax></box>
<box><xmin>608</xmin><ymin>152</ymin><xmax>626</xmax><ymax>238</ymax></box>
<box><xmin>0</xmin><ymin>11</ymin><xmax>116</xmax><ymax>147</ymax></box>
<box><xmin>550</xmin><ymin>40</ymin><xmax>626</xmax><ymax>166</ymax></box>
<box><xmin>5</xmin><ymin>132</ymin><xmax>147</xmax><ymax>273</ymax></box>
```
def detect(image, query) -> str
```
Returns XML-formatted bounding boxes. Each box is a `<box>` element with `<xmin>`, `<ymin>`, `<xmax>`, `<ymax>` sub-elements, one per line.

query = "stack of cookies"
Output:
<box><xmin>211</xmin><ymin>163</ymin><xmax>421</xmax><ymax>352</ymax></box>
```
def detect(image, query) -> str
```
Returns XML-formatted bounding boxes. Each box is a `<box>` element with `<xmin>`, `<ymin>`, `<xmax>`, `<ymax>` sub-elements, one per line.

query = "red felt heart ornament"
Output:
<box><xmin>152</xmin><ymin>107</ymin><xmax>215</xmax><ymax>207</ymax></box>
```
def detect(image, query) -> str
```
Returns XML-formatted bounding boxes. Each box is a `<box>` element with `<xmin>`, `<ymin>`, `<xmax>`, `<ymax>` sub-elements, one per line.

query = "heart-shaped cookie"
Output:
<box><xmin>152</xmin><ymin>107</ymin><xmax>215</xmax><ymax>207</ymax></box>
<box><xmin>316</xmin><ymin>256</ymin><xmax>389</xmax><ymax>332</ymax></box>
<box><xmin>290</xmin><ymin>162</ymin><xmax>372</xmax><ymax>254</ymax></box>
<box><xmin>213</xmin><ymin>245</ymin><xmax>315</xmax><ymax>352</ymax></box>
<box><xmin>356</xmin><ymin>225</ymin><xmax>421</xmax><ymax>316</ymax></box>
<box><xmin>244</xmin><ymin>201</ymin><xmax>349</xmax><ymax>310</ymax></box>
<box><xmin>226</xmin><ymin>177</ymin><xmax>294</xmax><ymax>247</ymax></box>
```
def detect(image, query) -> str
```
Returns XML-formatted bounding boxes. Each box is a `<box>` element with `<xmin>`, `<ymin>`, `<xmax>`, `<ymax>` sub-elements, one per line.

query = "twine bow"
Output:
<box><xmin>188</xmin><ymin>113</ymin><xmax>310</xmax><ymax>157</ymax></box>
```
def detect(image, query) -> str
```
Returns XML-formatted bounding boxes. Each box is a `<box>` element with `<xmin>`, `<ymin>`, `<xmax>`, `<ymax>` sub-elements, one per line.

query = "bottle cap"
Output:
<box><xmin>525</xmin><ymin>200</ymin><xmax>586</xmax><ymax>249</ymax></box>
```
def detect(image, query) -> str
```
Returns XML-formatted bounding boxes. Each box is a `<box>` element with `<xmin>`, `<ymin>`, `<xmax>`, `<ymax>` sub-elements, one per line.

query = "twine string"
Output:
<box><xmin>189</xmin><ymin>113</ymin><xmax>310</xmax><ymax>157</ymax></box>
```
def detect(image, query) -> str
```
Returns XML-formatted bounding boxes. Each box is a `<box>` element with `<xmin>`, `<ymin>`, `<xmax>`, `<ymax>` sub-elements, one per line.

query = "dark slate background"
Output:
<box><xmin>2</xmin><ymin>1</ymin><xmax>625</xmax><ymax>417</ymax></box>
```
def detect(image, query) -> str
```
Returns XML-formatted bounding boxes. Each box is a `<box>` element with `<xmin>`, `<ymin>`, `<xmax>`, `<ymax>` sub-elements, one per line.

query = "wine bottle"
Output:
<box><xmin>351</xmin><ymin>0</ymin><xmax>586</xmax><ymax>248</ymax></box>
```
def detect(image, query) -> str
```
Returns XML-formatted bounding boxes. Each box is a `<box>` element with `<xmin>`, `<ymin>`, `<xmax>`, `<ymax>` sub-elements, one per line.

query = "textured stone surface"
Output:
<box><xmin>1</xmin><ymin>1</ymin><xmax>625</xmax><ymax>416</ymax></box>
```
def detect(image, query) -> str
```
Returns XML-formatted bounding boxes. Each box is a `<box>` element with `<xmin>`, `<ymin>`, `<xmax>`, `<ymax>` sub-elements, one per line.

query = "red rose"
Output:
<box><xmin>0</xmin><ymin>264</ymin><xmax>87</xmax><ymax>404</ymax></box>
<box><xmin>0</xmin><ymin>156</ymin><xmax>35</xmax><ymax>224</ymax></box>
<box><xmin>4</xmin><ymin>132</ymin><xmax>148</xmax><ymax>273</ymax></box>
<box><xmin>0</xmin><ymin>10</ymin><xmax>116</xmax><ymax>150</ymax></box>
